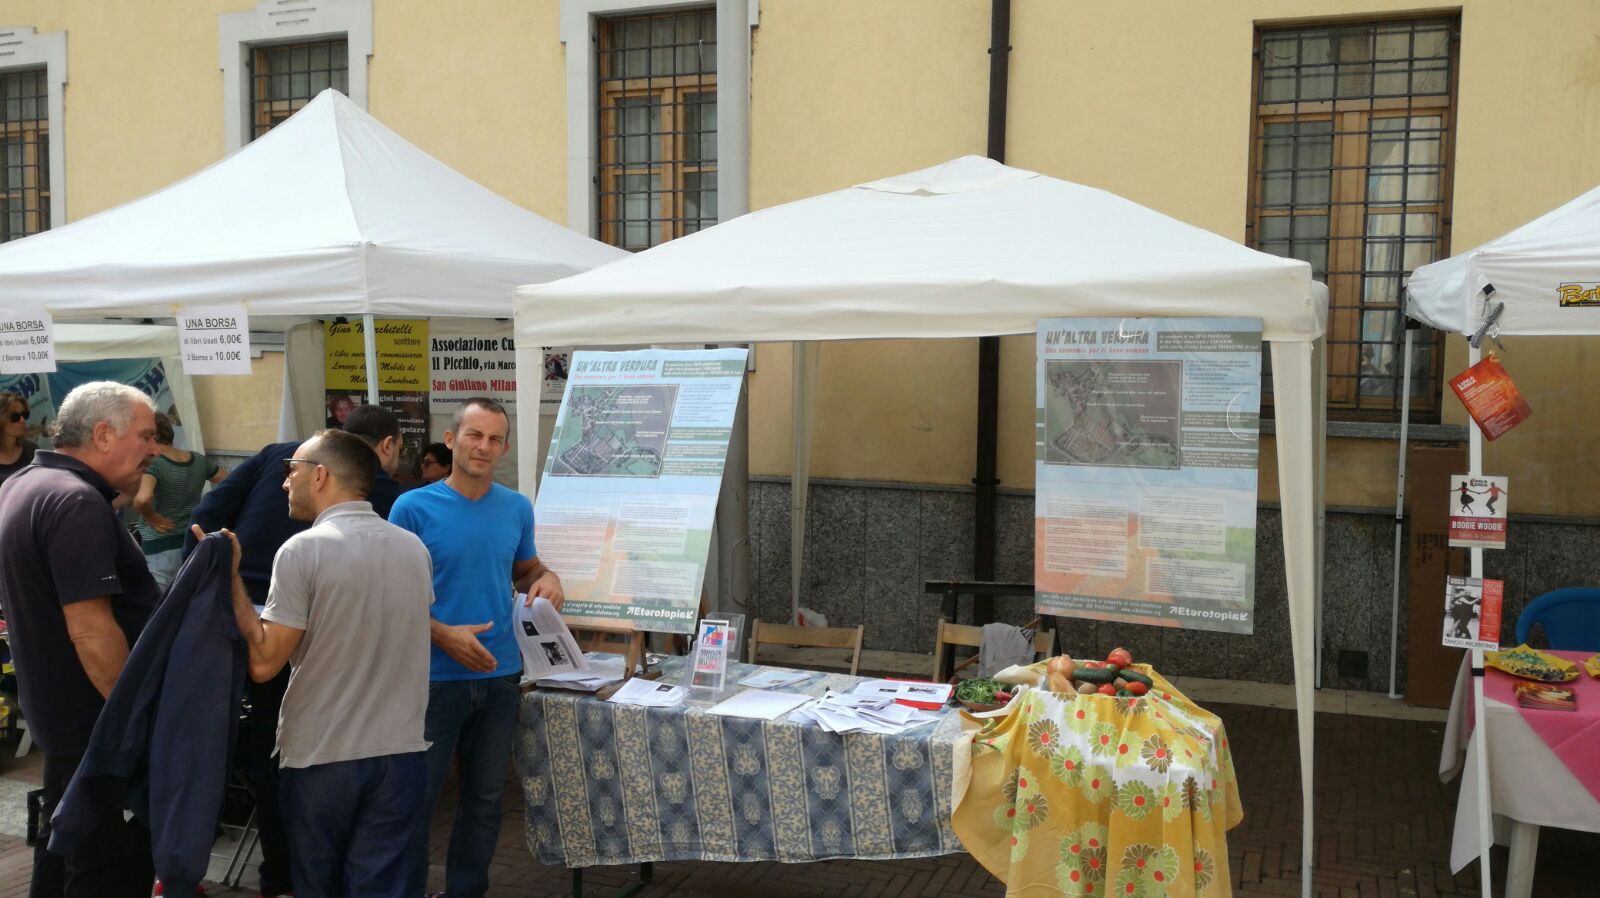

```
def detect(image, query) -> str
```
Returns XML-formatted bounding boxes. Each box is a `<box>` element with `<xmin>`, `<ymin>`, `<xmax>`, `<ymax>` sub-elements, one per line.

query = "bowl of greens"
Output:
<box><xmin>953</xmin><ymin>677</ymin><xmax>1014</xmax><ymax>712</ymax></box>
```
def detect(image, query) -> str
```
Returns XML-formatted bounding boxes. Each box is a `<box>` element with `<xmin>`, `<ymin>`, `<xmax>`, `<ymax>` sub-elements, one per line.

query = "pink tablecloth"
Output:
<box><xmin>1483</xmin><ymin>650</ymin><xmax>1600</xmax><ymax>803</ymax></box>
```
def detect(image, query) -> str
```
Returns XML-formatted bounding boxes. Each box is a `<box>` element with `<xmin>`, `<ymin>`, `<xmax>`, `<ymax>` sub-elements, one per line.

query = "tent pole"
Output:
<box><xmin>790</xmin><ymin>342</ymin><xmax>818</xmax><ymax>624</ymax></box>
<box><xmin>361</xmin><ymin>313</ymin><xmax>379</xmax><ymax>406</ymax></box>
<box><xmin>1467</xmin><ymin>340</ymin><xmax>1494</xmax><ymax>898</ymax></box>
<box><xmin>1389</xmin><ymin>325</ymin><xmax>1416</xmax><ymax>698</ymax></box>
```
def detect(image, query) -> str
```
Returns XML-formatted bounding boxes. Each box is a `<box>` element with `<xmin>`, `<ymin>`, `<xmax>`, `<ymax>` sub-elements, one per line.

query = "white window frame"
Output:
<box><xmin>560</xmin><ymin>0</ymin><xmax>756</xmax><ymax>239</ymax></box>
<box><xmin>0</xmin><ymin>26</ymin><xmax>66</xmax><ymax>229</ymax></box>
<box><xmin>219</xmin><ymin>0</ymin><xmax>372</xmax><ymax>153</ymax></box>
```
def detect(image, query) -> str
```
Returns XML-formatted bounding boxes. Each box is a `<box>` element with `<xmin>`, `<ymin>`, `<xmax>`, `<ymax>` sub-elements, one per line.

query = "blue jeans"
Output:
<box><xmin>278</xmin><ymin>751</ymin><xmax>426</xmax><ymax>898</ymax></box>
<box><xmin>413</xmin><ymin>674</ymin><xmax>521</xmax><ymax>898</ymax></box>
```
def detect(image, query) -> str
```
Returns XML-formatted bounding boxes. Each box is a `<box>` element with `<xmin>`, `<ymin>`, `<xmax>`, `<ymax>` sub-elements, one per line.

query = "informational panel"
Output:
<box><xmin>0</xmin><ymin>359</ymin><xmax>185</xmax><ymax>449</ymax></box>
<box><xmin>1034</xmin><ymin>317</ymin><xmax>1262</xmax><ymax>634</ymax></box>
<box><xmin>535</xmin><ymin>348</ymin><xmax>747</xmax><ymax>634</ymax></box>
<box><xmin>325</xmin><ymin>319</ymin><xmax>429</xmax><ymax>479</ymax></box>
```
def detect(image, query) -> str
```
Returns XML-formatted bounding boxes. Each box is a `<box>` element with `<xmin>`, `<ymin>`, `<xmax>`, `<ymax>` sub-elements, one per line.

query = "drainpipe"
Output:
<box><xmin>972</xmin><ymin>0</ymin><xmax>1010</xmax><ymax>624</ymax></box>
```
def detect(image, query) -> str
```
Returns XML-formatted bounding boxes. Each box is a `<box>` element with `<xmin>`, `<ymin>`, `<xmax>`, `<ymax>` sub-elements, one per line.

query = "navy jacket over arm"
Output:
<box><xmin>50</xmin><ymin>534</ymin><xmax>247</xmax><ymax>895</ymax></box>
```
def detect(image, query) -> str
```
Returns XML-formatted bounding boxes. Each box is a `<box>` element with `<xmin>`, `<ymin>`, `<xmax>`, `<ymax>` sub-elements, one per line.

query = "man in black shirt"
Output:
<box><xmin>0</xmin><ymin>382</ymin><xmax>162</xmax><ymax>898</ymax></box>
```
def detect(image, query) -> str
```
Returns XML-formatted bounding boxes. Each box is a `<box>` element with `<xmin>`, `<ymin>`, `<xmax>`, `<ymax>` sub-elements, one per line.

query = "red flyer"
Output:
<box><xmin>1449</xmin><ymin>356</ymin><xmax>1531</xmax><ymax>441</ymax></box>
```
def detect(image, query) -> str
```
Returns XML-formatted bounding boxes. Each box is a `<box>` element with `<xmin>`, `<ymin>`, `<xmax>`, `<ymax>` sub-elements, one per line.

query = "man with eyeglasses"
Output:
<box><xmin>389</xmin><ymin>396</ymin><xmax>563</xmax><ymax>898</ymax></box>
<box><xmin>203</xmin><ymin>429</ymin><xmax>433</xmax><ymax>897</ymax></box>
<box><xmin>183</xmin><ymin>403</ymin><xmax>406</xmax><ymax>898</ymax></box>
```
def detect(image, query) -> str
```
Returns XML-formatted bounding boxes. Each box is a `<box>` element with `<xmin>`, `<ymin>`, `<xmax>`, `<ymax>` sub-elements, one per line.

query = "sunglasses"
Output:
<box><xmin>7</xmin><ymin>410</ymin><xmax>27</xmax><ymax>423</ymax></box>
<box><xmin>281</xmin><ymin>458</ymin><xmax>320</xmax><ymax>477</ymax></box>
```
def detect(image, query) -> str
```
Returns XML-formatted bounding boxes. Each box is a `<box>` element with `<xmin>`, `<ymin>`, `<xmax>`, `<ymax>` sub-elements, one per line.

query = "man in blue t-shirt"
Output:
<box><xmin>389</xmin><ymin>397</ymin><xmax>563</xmax><ymax>898</ymax></box>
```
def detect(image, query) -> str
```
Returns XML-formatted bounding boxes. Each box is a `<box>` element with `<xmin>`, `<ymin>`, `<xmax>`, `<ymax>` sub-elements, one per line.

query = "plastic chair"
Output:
<box><xmin>1515</xmin><ymin>588</ymin><xmax>1600</xmax><ymax>650</ymax></box>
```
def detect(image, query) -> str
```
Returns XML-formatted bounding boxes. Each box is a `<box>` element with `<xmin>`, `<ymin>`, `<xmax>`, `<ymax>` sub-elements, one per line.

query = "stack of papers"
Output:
<box><xmin>606</xmin><ymin>677</ymin><xmax>688</xmax><ymax>707</ymax></box>
<box><xmin>851</xmin><ymin>679</ymin><xmax>954</xmax><ymax>706</ymax></box>
<box><xmin>531</xmin><ymin>655</ymin><xmax>628</xmax><ymax>692</ymax></box>
<box><xmin>738</xmin><ymin>668</ymin><xmax>812</xmax><ymax>689</ymax></box>
<box><xmin>789</xmin><ymin>690</ymin><xmax>943</xmax><ymax>734</ymax></box>
<box><xmin>706</xmin><ymin>689</ymin><xmax>815</xmax><ymax>720</ymax></box>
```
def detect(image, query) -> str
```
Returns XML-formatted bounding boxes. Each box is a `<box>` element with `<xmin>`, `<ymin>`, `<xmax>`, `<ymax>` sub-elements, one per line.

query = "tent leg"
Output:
<box><xmin>1467</xmin><ymin>341</ymin><xmax>1494</xmax><ymax>898</ymax></box>
<box><xmin>789</xmin><ymin>342</ymin><xmax>819</xmax><ymax>624</ymax></box>
<box><xmin>361</xmin><ymin>313</ymin><xmax>380</xmax><ymax>406</ymax></box>
<box><xmin>1390</xmin><ymin>327</ymin><xmax>1416</xmax><ymax>698</ymax></box>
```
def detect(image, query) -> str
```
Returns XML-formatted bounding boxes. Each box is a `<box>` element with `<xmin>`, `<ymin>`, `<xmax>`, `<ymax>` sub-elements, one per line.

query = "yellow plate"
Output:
<box><xmin>1486</xmin><ymin>644</ymin><xmax>1580</xmax><ymax>682</ymax></box>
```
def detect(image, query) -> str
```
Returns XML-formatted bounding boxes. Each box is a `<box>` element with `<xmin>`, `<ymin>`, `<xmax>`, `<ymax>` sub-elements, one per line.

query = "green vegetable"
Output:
<box><xmin>955</xmin><ymin>678</ymin><xmax>1002</xmax><ymax>704</ymax></box>
<box><xmin>1073</xmin><ymin>667</ymin><xmax>1117</xmax><ymax>685</ymax></box>
<box><xmin>1120</xmin><ymin>668</ymin><xmax>1153</xmax><ymax>688</ymax></box>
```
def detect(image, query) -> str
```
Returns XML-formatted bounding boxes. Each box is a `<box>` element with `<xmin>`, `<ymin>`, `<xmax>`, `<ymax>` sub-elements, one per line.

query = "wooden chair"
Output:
<box><xmin>747</xmin><ymin>620</ymin><xmax>866</xmax><ymax>676</ymax></box>
<box><xmin>571</xmin><ymin>626</ymin><xmax>648</xmax><ymax>680</ymax></box>
<box><xmin>932</xmin><ymin>618</ymin><xmax>1056</xmax><ymax>683</ymax></box>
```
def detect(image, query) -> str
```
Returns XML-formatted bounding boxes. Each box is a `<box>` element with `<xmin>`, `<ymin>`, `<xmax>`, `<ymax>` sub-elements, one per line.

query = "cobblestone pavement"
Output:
<box><xmin>4</xmin><ymin>702</ymin><xmax>1599</xmax><ymax>897</ymax></box>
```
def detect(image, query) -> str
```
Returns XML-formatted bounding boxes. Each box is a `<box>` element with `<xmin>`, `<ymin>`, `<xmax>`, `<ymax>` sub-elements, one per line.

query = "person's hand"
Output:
<box><xmin>148</xmin><ymin>513</ymin><xmax>178</xmax><ymax>533</ymax></box>
<box><xmin>438</xmin><ymin>622</ymin><xmax>498</xmax><ymax>672</ymax></box>
<box><xmin>189</xmin><ymin>524</ymin><xmax>242</xmax><ymax>576</ymax></box>
<box><xmin>526</xmin><ymin>571</ymin><xmax>565</xmax><ymax>611</ymax></box>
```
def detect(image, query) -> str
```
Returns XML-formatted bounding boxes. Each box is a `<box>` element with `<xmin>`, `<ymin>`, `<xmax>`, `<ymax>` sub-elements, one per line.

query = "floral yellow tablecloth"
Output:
<box><xmin>952</xmin><ymin>666</ymin><xmax>1242</xmax><ymax>897</ymax></box>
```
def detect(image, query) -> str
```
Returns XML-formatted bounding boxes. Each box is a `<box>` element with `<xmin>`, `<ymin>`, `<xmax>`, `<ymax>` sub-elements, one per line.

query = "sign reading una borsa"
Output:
<box><xmin>177</xmin><ymin>304</ymin><xmax>252</xmax><ymax>375</ymax></box>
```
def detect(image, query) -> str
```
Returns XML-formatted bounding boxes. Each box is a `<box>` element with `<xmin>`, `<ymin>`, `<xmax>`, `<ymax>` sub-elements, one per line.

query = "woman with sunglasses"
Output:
<box><xmin>0</xmin><ymin>391</ymin><xmax>37</xmax><ymax>487</ymax></box>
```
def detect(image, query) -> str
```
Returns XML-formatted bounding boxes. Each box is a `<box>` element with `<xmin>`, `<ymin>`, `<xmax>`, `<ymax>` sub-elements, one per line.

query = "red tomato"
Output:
<box><xmin>1106</xmin><ymin>647</ymin><xmax>1134</xmax><ymax>668</ymax></box>
<box><xmin>1126</xmin><ymin>681</ymin><xmax>1149</xmax><ymax>696</ymax></box>
<box><xmin>1096</xmin><ymin>683</ymin><xmax>1117</xmax><ymax>697</ymax></box>
<box><xmin>995</xmin><ymin>691</ymin><xmax>1012</xmax><ymax>702</ymax></box>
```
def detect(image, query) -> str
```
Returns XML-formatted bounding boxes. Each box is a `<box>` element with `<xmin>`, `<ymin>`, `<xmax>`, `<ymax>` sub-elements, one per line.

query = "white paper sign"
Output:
<box><xmin>178</xmin><ymin>304</ymin><xmax>252</xmax><ymax>374</ymax></box>
<box><xmin>0</xmin><ymin>309</ymin><xmax>55</xmax><ymax>374</ymax></box>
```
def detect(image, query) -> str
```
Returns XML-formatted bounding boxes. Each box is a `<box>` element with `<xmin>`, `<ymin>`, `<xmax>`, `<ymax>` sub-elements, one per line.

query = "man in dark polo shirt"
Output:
<box><xmin>0</xmin><ymin>381</ymin><xmax>161</xmax><ymax>898</ymax></box>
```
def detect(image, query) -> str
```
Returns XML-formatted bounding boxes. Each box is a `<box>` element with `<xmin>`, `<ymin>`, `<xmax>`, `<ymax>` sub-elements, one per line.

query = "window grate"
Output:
<box><xmin>597</xmin><ymin>9</ymin><xmax>717</xmax><ymax>251</ymax></box>
<box><xmin>248</xmin><ymin>39</ymin><xmax>349</xmax><ymax>141</ymax></box>
<box><xmin>0</xmin><ymin>67</ymin><xmax>49</xmax><ymax>243</ymax></box>
<box><xmin>1249</xmin><ymin>19</ymin><xmax>1458</xmax><ymax>421</ymax></box>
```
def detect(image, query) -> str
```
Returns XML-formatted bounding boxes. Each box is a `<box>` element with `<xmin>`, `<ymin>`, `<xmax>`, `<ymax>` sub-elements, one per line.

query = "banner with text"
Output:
<box><xmin>534</xmin><ymin>347</ymin><xmax>748</xmax><ymax>634</ymax></box>
<box><xmin>1034</xmin><ymin>317</ymin><xmax>1263</xmax><ymax>634</ymax></box>
<box><xmin>0</xmin><ymin>359</ymin><xmax>184</xmax><ymax>449</ymax></box>
<box><xmin>324</xmin><ymin>319</ymin><xmax>430</xmax><ymax>481</ymax></box>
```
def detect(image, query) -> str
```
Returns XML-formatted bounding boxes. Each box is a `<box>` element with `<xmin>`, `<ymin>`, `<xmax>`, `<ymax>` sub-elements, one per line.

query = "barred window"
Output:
<box><xmin>249</xmin><ymin>40</ymin><xmax>349</xmax><ymax>141</ymax></box>
<box><xmin>0</xmin><ymin>68</ymin><xmax>49</xmax><ymax>243</ymax></box>
<box><xmin>1249</xmin><ymin>18</ymin><xmax>1457</xmax><ymax>420</ymax></box>
<box><xmin>598</xmin><ymin>10</ymin><xmax>717</xmax><ymax>251</ymax></box>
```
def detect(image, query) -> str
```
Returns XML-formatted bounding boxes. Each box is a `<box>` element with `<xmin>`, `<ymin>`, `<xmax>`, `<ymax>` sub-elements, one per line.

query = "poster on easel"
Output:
<box><xmin>1034</xmin><ymin>317</ymin><xmax>1262</xmax><ymax>634</ymax></box>
<box><xmin>324</xmin><ymin>319</ymin><xmax>429</xmax><ymax>480</ymax></box>
<box><xmin>534</xmin><ymin>347</ymin><xmax>748</xmax><ymax>635</ymax></box>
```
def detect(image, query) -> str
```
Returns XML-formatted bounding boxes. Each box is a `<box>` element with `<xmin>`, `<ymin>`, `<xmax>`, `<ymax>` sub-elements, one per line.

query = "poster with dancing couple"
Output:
<box><xmin>1448</xmin><ymin>474</ymin><xmax>1509</xmax><ymax>550</ymax></box>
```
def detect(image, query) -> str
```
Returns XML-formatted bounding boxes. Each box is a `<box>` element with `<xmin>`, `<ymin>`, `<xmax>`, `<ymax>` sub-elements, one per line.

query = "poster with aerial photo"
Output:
<box><xmin>535</xmin><ymin>348</ymin><xmax>747</xmax><ymax>634</ymax></box>
<box><xmin>1034</xmin><ymin>317</ymin><xmax>1262</xmax><ymax>634</ymax></box>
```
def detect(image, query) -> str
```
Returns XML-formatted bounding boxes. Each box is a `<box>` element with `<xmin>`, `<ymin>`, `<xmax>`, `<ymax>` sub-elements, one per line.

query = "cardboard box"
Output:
<box><xmin>1405</xmin><ymin>441</ymin><xmax>1470</xmax><ymax>708</ymax></box>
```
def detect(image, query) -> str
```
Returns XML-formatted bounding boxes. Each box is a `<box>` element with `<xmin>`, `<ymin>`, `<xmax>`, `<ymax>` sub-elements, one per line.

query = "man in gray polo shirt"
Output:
<box><xmin>197</xmin><ymin>429</ymin><xmax>433</xmax><ymax>898</ymax></box>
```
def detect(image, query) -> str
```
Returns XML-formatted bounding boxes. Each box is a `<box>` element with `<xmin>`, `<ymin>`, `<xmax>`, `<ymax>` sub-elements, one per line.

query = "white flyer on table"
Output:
<box><xmin>513</xmin><ymin>595</ymin><xmax>589</xmax><ymax>679</ymax></box>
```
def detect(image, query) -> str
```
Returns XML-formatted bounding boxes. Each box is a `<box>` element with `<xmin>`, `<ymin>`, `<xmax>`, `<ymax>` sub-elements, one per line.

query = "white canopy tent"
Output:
<box><xmin>1403</xmin><ymin>182</ymin><xmax>1600</xmax><ymax>898</ymax></box>
<box><xmin>0</xmin><ymin>88</ymin><xmax>624</xmax><ymax>443</ymax></box>
<box><xmin>512</xmin><ymin>155</ymin><xmax>1329</xmax><ymax>897</ymax></box>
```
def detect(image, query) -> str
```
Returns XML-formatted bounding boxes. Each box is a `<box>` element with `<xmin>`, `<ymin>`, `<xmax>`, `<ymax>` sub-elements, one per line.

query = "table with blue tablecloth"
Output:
<box><xmin>515</xmin><ymin>656</ymin><xmax>969</xmax><ymax>869</ymax></box>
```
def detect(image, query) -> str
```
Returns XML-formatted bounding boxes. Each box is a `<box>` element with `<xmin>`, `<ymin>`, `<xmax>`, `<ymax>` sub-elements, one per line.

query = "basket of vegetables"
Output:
<box><xmin>953</xmin><ymin>677</ymin><xmax>1014</xmax><ymax>712</ymax></box>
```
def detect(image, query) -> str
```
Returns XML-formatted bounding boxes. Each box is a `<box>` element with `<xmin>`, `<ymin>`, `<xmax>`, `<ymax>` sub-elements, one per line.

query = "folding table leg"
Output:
<box><xmin>1504</xmin><ymin>820</ymin><xmax>1539</xmax><ymax>898</ymax></box>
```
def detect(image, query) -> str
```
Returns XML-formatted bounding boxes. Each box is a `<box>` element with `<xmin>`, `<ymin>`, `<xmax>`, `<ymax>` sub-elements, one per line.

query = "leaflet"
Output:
<box><xmin>513</xmin><ymin>595</ymin><xmax>589</xmax><ymax>680</ymax></box>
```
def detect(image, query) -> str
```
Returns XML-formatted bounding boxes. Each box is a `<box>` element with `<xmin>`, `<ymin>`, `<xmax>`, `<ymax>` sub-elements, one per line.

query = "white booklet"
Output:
<box><xmin>738</xmin><ymin>668</ymin><xmax>811</xmax><ymax>689</ymax></box>
<box><xmin>706</xmin><ymin>689</ymin><xmax>814</xmax><ymax>720</ymax></box>
<box><xmin>514</xmin><ymin>594</ymin><xmax>589</xmax><ymax>680</ymax></box>
<box><xmin>607</xmin><ymin>677</ymin><xmax>687</xmax><ymax>707</ymax></box>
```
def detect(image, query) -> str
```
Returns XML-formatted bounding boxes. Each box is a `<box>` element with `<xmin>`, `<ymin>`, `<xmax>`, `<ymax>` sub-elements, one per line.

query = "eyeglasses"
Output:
<box><xmin>7</xmin><ymin>410</ymin><xmax>27</xmax><ymax>423</ymax></box>
<box><xmin>281</xmin><ymin>458</ymin><xmax>320</xmax><ymax>477</ymax></box>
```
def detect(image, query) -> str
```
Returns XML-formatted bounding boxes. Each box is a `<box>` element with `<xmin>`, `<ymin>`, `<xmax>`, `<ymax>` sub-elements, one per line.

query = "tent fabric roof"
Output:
<box><xmin>515</xmin><ymin>156</ymin><xmax>1325</xmax><ymax>345</ymax></box>
<box><xmin>1408</xmin><ymin>183</ymin><xmax>1600</xmax><ymax>336</ymax></box>
<box><xmin>0</xmin><ymin>90</ymin><xmax>625</xmax><ymax>319</ymax></box>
